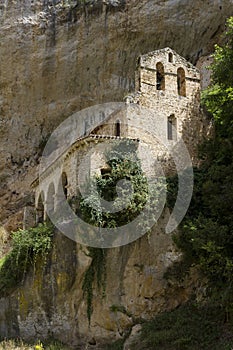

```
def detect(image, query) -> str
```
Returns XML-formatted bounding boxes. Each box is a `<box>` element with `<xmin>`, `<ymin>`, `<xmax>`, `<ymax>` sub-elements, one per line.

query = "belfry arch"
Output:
<box><xmin>115</xmin><ymin>120</ymin><xmax>121</xmax><ymax>137</ymax></box>
<box><xmin>61</xmin><ymin>172</ymin><xmax>68</xmax><ymax>199</ymax></box>
<box><xmin>156</xmin><ymin>62</ymin><xmax>165</xmax><ymax>91</ymax></box>
<box><xmin>177</xmin><ymin>67</ymin><xmax>186</xmax><ymax>96</ymax></box>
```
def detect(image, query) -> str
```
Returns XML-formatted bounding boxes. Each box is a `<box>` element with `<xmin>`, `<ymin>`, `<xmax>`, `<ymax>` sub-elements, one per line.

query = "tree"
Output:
<box><xmin>202</xmin><ymin>17</ymin><xmax>233</xmax><ymax>142</ymax></box>
<box><xmin>171</xmin><ymin>17</ymin><xmax>233</xmax><ymax>306</ymax></box>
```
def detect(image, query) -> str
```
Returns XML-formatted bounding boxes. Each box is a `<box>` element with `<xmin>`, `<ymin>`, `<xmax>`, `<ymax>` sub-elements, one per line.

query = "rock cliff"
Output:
<box><xmin>0</xmin><ymin>0</ymin><xmax>232</xmax><ymax>347</ymax></box>
<box><xmin>0</xmin><ymin>211</ymin><xmax>201</xmax><ymax>348</ymax></box>
<box><xmin>1</xmin><ymin>0</ymin><xmax>233</xmax><ymax>228</ymax></box>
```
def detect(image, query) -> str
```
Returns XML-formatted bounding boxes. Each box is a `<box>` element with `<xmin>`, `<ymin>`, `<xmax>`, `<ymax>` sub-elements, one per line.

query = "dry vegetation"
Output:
<box><xmin>0</xmin><ymin>340</ymin><xmax>71</xmax><ymax>350</ymax></box>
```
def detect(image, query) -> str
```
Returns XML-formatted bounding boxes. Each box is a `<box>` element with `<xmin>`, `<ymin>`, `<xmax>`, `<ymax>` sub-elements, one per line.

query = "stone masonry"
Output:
<box><xmin>31</xmin><ymin>47</ymin><xmax>207</xmax><ymax>225</ymax></box>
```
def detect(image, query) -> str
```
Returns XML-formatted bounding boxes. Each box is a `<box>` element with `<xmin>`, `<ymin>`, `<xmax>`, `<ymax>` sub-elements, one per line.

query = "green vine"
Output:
<box><xmin>82</xmin><ymin>247</ymin><xmax>107</xmax><ymax>324</ymax></box>
<box><xmin>0</xmin><ymin>223</ymin><xmax>54</xmax><ymax>296</ymax></box>
<box><xmin>77</xmin><ymin>140</ymin><xmax>166</xmax><ymax>321</ymax></box>
<box><xmin>78</xmin><ymin>139</ymin><xmax>165</xmax><ymax>322</ymax></box>
<box><xmin>77</xmin><ymin>140</ymin><xmax>165</xmax><ymax>231</ymax></box>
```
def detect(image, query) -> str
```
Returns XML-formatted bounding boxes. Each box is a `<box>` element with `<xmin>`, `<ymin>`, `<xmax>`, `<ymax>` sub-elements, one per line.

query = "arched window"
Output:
<box><xmin>115</xmin><ymin>120</ymin><xmax>121</xmax><ymax>137</ymax></box>
<box><xmin>168</xmin><ymin>52</ymin><xmax>173</xmax><ymax>63</ymax></box>
<box><xmin>47</xmin><ymin>183</ymin><xmax>55</xmax><ymax>215</ymax></box>
<box><xmin>177</xmin><ymin>67</ymin><xmax>186</xmax><ymax>96</ymax></box>
<box><xmin>62</xmin><ymin>172</ymin><xmax>68</xmax><ymax>199</ymax></box>
<box><xmin>167</xmin><ymin>114</ymin><xmax>177</xmax><ymax>141</ymax></box>
<box><xmin>36</xmin><ymin>192</ymin><xmax>44</xmax><ymax>224</ymax></box>
<box><xmin>156</xmin><ymin>62</ymin><xmax>165</xmax><ymax>91</ymax></box>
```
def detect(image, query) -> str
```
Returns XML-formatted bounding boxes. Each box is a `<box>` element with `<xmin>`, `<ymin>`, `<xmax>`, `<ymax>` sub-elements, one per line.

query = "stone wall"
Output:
<box><xmin>33</xmin><ymin>44</ymin><xmax>208</xmax><ymax>212</ymax></box>
<box><xmin>128</xmin><ymin>48</ymin><xmax>209</xmax><ymax>167</ymax></box>
<box><xmin>1</xmin><ymin>0</ymin><xmax>233</xmax><ymax>229</ymax></box>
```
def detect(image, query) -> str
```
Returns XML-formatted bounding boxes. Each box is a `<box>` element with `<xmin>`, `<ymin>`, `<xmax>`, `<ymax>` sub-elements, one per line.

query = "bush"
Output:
<box><xmin>0</xmin><ymin>223</ymin><xmax>54</xmax><ymax>295</ymax></box>
<box><xmin>139</xmin><ymin>303</ymin><xmax>233</xmax><ymax>350</ymax></box>
<box><xmin>166</xmin><ymin>17</ymin><xmax>233</xmax><ymax>310</ymax></box>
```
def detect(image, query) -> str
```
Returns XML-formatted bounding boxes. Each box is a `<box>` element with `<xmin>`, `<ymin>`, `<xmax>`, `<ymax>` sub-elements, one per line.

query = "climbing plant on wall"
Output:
<box><xmin>0</xmin><ymin>223</ymin><xmax>54</xmax><ymax>296</ymax></box>
<box><xmin>78</xmin><ymin>139</ymin><xmax>165</xmax><ymax>322</ymax></box>
<box><xmin>79</xmin><ymin>140</ymin><xmax>149</xmax><ymax>228</ymax></box>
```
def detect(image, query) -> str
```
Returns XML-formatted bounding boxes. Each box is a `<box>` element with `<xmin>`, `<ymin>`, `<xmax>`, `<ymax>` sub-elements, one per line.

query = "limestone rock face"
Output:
<box><xmin>123</xmin><ymin>324</ymin><xmax>142</xmax><ymax>350</ymax></box>
<box><xmin>0</xmin><ymin>1</ymin><xmax>230</xmax><ymax>346</ymax></box>
<box><xmin>0</xmin><ymin>210</ymin><xmax>200</xmax><ymax>347</ymax></box>
<box><xmin>0</xmin><ymin>0</ymin><xmax>233</xmax><ymax>226</ymax></box>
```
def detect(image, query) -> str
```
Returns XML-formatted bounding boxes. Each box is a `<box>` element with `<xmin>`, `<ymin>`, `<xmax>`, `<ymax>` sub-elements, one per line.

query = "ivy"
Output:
<box><xmin>78</xmin><ymin>139</ymin><xmax>165</xmax><ymax>321</ymax></box>
<box><xmin>82</xmin><ymin>247</ymin><xmax>106</xmax><ymax>324</ymax></box>
<box><xmin>0</xmin><ymin>223</ymin><xmax>54</xmax><ymax>296</ymax></box>
<box><xmin>78</xmin><ymin>139</ymin><xmax>165</xmax><ymax>231</ymax></box>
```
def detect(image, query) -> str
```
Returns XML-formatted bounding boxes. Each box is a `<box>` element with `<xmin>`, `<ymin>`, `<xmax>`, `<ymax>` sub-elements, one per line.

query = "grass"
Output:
<box><xmin>103</xmin><ymin>339</ymin><xmax>125</xmax><ymax>350</ymax></box>
<box><xmin>0</xmin><ymin>340</ymin><xmax>72</xmax><ymax>350</ymax></box>
<box><xmin>0</xmin><ymin>339</ymin><xmax>33</xmax><ymax>350</ymax></box>
<box><xmin>137</xmin><ymin>302</ymin><xmax>233</xmax><ymax>350</ymax></box>
<box><xmin>102</xmin><ymin>302</ymin><xmax>233</xmax><ymax>350</ymax></box>
<box><xmin>0</xmin><ymin>256</ymin><xmax>7</xmax><ymax>270</ymax></box>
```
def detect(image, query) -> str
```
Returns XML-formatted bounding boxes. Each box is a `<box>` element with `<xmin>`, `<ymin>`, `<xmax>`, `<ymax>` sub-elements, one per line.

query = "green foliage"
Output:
<box><xmin>82</xmin><ymin>247</ymin><xmax>107</xmax><ymax>324</ymax></box>
<box><xmin>174</xmin><ymin>217</ymin><xmax>233</xmax><ymax>285</ymax></box>
<box><xmin>201</xmin><ymin>17</ymin><xmax>233</xmax><ymax>139</ymax></box>
<box><xmin>110</xmin><ymin>304</ymin><xmax>132</xmax><ymax>317</ymax></box>
<box><xmin>78</xmin><ymin>140</ymin><xmax>165</xmax><ymax>321</ymax></box>
<box><xmin>0</xmin><ymin>339</ymin><xmax>72</xmax><ymax>350</ymax></box>
<box><xmin>138</xmin><ymin>303</ymin><xmax>233</xmax><ymax>350</ymax></box>
<box><xmin>79</xmin><ymin>139</ymin><xmax>164</xmax><ymax>322</ymax></box>
<box><xmin>43</xmin><ymin>340</ymin><xmax>71</xmax><ymax>350</ymax></box>
<box><xmin>169</xmin><ymin>17</ymin><xmax>233</xmax><ymax>308</ymax></box>
<box><xmin>103</xmin><ymin>339</ymin><xmax>125</xmax><ymax>350</ymax></box>
<box><xmin>0</xmin><ymin>223</ymin><xmax>53</xmax><ymax>295</ymax></box>
<box><xmin>207</xmin><ymin>17</ymin><xmax>233</xmax><ymax>88</ymax></box>
<box><xmin>78</xmin><ymin>139</ymin><xmax>165</xmax><ymax>232</ymax></box>
<box><xmin>79</xmin><ymin>140</ymin><xmax>149</xmax><ymax>228</ymax></box>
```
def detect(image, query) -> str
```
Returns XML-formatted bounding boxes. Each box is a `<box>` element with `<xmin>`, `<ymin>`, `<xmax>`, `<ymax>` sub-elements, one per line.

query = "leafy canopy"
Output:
<box><xmin>169</xmin><ymin>17</ymin><xmax>233</xmax><ymax>306</ymax></box>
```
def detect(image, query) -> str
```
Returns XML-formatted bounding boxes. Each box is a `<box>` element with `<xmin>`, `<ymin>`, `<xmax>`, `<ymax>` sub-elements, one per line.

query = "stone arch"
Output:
<box><xmin>61</xmin><ymin>172</ymin><xmax>68</xmax><ymax>199</ymax></box>
<box><xmin>167</xmin><ymin>114</ymin><xmax>177</xmax><ymax>141</ymax></box>
<box><xmin>156</xmin><ymin>62</ymin><xmax>165</xmax><ymax>91</ymax></box>
<box><xmin>115</xmin><ymin>120</ymin><xmax>121</xmax><ymax>137</ymax></box>
<box><xmin>177</xmin><ymin>67</ymin><xmax>186</xmax><ymax>96</ymax></box>
<box><xmin>47</xmin><ymin>182</ymin><xmax>55</xmax><ymax>215</ymax></box>
<box><xmin>55</xmin><ymin>171</ymin><xmax>69</xmax><ymax>210</ymax></box>
<box><xmin>168</xmin><ymin>52</ymin><xmax>173</xmax><ymax>63</ymax></box>
<box><xmin>36</xmin><ymin>191</ymin><xmax>45</xmax><ymax>224</ymax></box>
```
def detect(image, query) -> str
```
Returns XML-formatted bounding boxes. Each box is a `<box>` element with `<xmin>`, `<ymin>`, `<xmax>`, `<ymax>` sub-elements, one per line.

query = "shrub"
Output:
<box><xmin>0</xmin><ymin>223</ymin><xmax>54</xmax><ymax>295</ymax></box>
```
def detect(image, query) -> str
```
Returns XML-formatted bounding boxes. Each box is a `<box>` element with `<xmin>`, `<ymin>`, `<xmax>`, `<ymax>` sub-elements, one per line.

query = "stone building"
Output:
<box><xmin>30</xmin><ymin>47</ymin><xmax>204</xmax><ymax>225</ymax></box>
